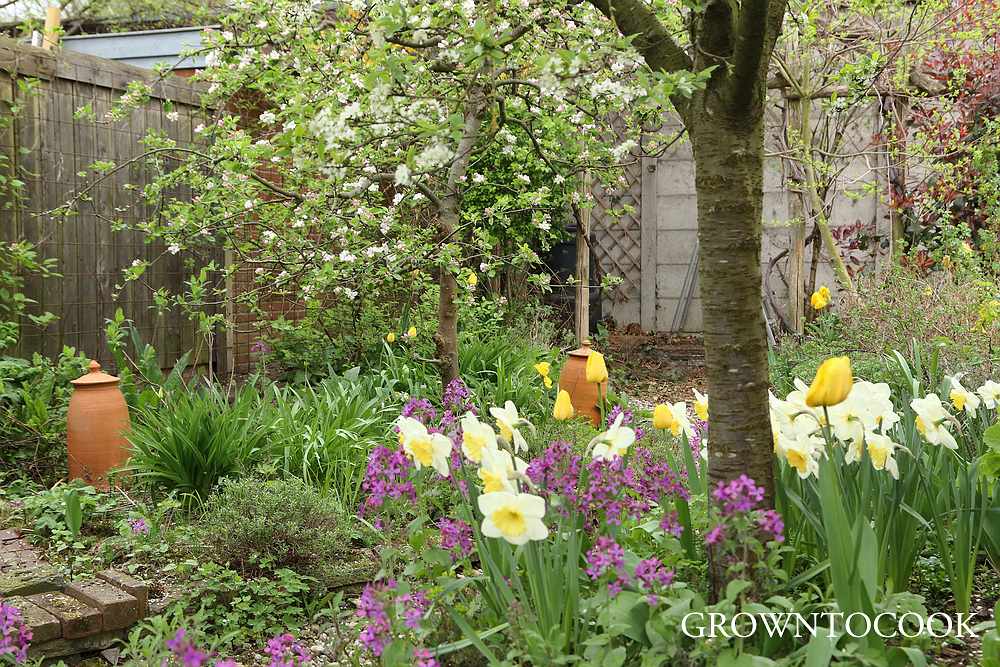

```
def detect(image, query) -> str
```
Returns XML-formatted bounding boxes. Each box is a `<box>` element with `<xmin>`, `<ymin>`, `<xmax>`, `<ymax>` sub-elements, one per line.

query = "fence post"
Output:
<box><xmin>575</xmin><ymin>173</ymin><xmax>591</xmax><ymax>345</ymax></box>
<box><xmin>640</xmin><ymin>157</ymin><xmax>657</xmax><ymax>332</ymax></box>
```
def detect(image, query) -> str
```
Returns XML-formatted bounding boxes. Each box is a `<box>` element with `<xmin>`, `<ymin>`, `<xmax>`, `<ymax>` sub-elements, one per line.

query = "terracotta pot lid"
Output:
<box><xmin>72</xmin><ymin>360</ymin><xmax>120</xmax><ymax>386</ymax></box>
<box><xmin>568</xmin><ymin>340</ymin><xmax>597</xmax><ymax>357</ymax></box>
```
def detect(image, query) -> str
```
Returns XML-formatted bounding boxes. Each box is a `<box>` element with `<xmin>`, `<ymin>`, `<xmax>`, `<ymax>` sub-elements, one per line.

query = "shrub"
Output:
<box><xmin>125</xmin><ymin>384</ymin><xmax>270</xmax><ymax>506</ymax></box>
<box><xmin>198</xmin><ymin>477</ymin><xmax>365</xmax><ymax>586</ymax></box>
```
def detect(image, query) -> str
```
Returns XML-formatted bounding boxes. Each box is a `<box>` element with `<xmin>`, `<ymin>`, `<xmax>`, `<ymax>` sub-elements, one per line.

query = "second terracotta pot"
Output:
<box><xmin>558</xmin><ymin>340</ymin><xmax>608</xmax><ymax>427</ymax></box>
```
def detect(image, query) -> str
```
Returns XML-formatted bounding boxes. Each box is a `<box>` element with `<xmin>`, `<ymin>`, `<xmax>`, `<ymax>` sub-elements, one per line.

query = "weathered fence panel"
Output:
<box><xmin>0</xmin><ymin>38</ymin><xmax>219</xmax><ymax>372</ymax></box>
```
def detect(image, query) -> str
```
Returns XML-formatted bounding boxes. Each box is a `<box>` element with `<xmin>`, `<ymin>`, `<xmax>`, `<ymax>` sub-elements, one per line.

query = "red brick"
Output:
<box><xmin>96</xmin><ymin>570</ymin><xmax>149</xmax><ymax>616</ymax></box>
<box><xmin>27</xmin><ymin>591</ymin><xmax>102</xmax><ymax>639</ymax></box>
<box><xmin>3</xmin><ymin>596</ymin><xmax>62</xmax><ymax>642</ymax></box>
<box><xmin>64</xmin><ymin>580</ymin><xmax>140</xmax><ymax>630</ymax></box>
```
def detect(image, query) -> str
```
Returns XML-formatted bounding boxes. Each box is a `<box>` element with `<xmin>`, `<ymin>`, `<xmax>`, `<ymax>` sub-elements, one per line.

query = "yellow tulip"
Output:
<box><xmin>805</xmin><ymin>356</ymin><xmax>853</xmax><ymax>408</ymax></box>
<box><xmin>407</xmin><ymin>326</ymin><xmax>417</xmax><ymax>337</ymax></box>
<box><xmin>386</xmin><ymin>332</ymin><xmax>396</xmax><ymax>343</ymax></box>
<box><xmin>553</xmin><ymin>390</ymin><xmax>574</xmax><ymax>421</ymax></box>
<box><xmin>534</xmin><ymin>362</ymin><xmax>551</xmax><ymax>378</ymax></box>
<box><xmin>467</xmin><ymin>273</ymin><xmax>478</xmax><ymax>287</ymax></box>
<box><xmin>585</xmin><ymin>351</ymin><xmax>608</xmax><ymax>383</ymax></box>
<box><xmin>652</xmin><ymin>404</ymin><xmax>676</xmax><ymax>431</ymax></box>
<box><xmin>543</xmin><ymin>375</ymin><xmax>553</xmax><ymax>389</ymax></box>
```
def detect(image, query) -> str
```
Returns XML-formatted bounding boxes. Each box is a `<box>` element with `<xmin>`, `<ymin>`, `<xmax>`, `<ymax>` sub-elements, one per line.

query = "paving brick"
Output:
<box><xmin>27</xmin><ymin>591</ymin><xmax>103</xmax><ymax>639</ymax></box>
<box><xmin>96</xmin><ymin>570</ymin><xmax>149</xmax><ymax>616</ymax></box>
<box><xmin>0</xmin><ymin>563</ymin><xmax>65</xmax><ymax>597</ymax></box>
<box><xmin>65</xmin><ymin>579</ymin><xmax>140</xmax><ymax>630</ymax></box>
<box><xmin>2</xmin><ymin>596</ymin><xmax>62</xmax><ymax>642</ymax></box>
<box><xmin>0</xmin><ymin>529</ymin><xmax>21</xmax><ymax>542</ymax></box>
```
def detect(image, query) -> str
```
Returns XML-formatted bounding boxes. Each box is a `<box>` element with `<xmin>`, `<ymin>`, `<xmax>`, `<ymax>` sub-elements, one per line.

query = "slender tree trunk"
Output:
<box><xmin>435</xmin><ymin>214</ymin><xmax>461</xmax><ymax>386</ymax></box>
<box><xmin>690</xmin><ymin>115</ymin><xmax>775</xmax><ymax>503</ymax></box>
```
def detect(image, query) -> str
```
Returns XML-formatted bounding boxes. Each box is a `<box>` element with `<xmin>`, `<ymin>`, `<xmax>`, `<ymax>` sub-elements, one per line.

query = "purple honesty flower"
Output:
<box><xmin>442</xmin><ymin>378</ymin><xmax>475</xmax><ymax>415</ymax></box>
<box><xmin>414</xmin><ymin>648</ymin><xmax>441</xmax><ymax>667</ymax></box>
<box><xmin>356</xmin><ymin>581</ymin><xmax>396</xmax><ymax>657</ymax></box>
<box><xmin>585</xmin><ymin>536</ymin><xmax>625</xmax><ymax>580</ymax></box>
<box><xmin>711</xmin><ymin>474</ymin><xmax>764</xmax><ymax>516</ymax></box>
<box><xmin>438</xmin><ymin>518</ymin><xmax>473</xmax><ymax>561</ymax></box>
<box><xmin>704</xmin><ymin>524</ymin><xmax>725</xmax><ymax>545</ymax></box>
<box><xmin>129</xmin><ymin>518</ymin><xmax>150</xmax><ymax>536</ymax></box>
<box><xmin>397</xmin><ymin>589</ymin><xmax>430</xmax><ymax>630</ymax></box>
<box><xmin>758</xmin><ymin>509</ymin><xmax>785</xmax><ymax>543</ymax></box>
<box><xmin>401</xmin><ymin>398</ymin><xmax>436</xmax><ymax>424</ymax></box>
<box><xmin>166</xmin><ymin>629</ymin><xmax>210</xmax><ymax>667</ymax></box>
<box><xmin>0</xmin><ymin>602</ymin><xmax>32</xmax><ymax>664</ymax></box>
<box><xmin>263</xmin><ymin>633</ymin><xmax>310</xmax><ymax>666</ymax></box>
<box><xmin>359</xmin><ymin>445</ymin><xmax>417</xmax><ymax>516</ymax></box>
<box><xmin>607</xmin><ymin>405</ymin><xmax>645</xmax><ymax>441</ymax></box>
<box><xmin>250</xmin><ymin>340</ymin><xmax>271</xmax><ymax>355</ymax></box>
<box><xmin>658</xmin><ymin>511</ymin><xmax>684</xmax><ymax>538</ymax></box>
<box><xmin>634</xmin><ymin>558</ymin><xmax>675</xmax><ymax>590</ymax></box>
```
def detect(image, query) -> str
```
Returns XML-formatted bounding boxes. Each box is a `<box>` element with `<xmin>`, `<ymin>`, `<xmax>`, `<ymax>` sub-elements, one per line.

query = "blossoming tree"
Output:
<box><xmin>91</xmin><ymin>0</ymin><xmax>706</xmax><ymax>384</ymax></box>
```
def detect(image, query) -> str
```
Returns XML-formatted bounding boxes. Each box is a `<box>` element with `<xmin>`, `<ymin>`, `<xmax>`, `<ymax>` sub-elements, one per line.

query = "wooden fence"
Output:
<box><xmin>0</xmin><ymin>37</ymin><xmax>222</xmax><ymax>372</ymax></box>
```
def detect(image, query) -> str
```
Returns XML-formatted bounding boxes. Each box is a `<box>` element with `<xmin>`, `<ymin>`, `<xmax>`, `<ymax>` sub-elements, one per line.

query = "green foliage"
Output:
<box><xmin>266</xmin><ymin>370</ymin><xmax>398</xmax><ymax>508</ymax></box>
<box><xmin>125</xmin><ymin>384</ymin><xmax>269</xmax><ymax>507</ymax></box>
<box><xmin>104</xmin><ymin>309</ymin><xmax>191</xmax><ymax>411</ymax></box>
<box><xmin>198</xmin><ymin>477</ymin><xmax>368</xmax><ymax>586</ymax></box>
<box><xmin>0</xmin><ymin>241</ymin><xmax>58</xmax><ymax>350</ymax></box>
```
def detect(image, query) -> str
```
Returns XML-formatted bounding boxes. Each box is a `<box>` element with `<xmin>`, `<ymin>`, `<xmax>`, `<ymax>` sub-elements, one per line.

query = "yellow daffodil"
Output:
<box><xmin>489</xmin><ymin>401</ymin><xmax>532</xmax><ymax>453</ymax></box>
<box><xmin>589</xmin><ymin>413</ymin><xmax>636</xmax><ymax>460</ymax></box>
<box><xmin>407</xmin><ymin>325</ymin><xmax>417</xmax><ymax>338</ymax></box>
<box><xmin>805</xmin><ymin>356</ymin><xmax>853</xmax><ymax>408</ymax></box>
<box><xmin>534</xmin><ymin>362</ymin><xmax>551</xmax><ymax>378</ymax></box>
<box><xmin>478</xmin><ymin>447</ymin><xmax>527</xmax><ymax>493</ymax></box>
<box><xmin>947</xmin><ymin>375</ymin><xmax>980</xmax><ymax>416</ymax></box>
<box><xmin>585</xmin><ymin>351</ymin><xmax>608</xmax><ymax>383</ymax></box>
<box><xmin>460</xmin><ymin>412</ymin><xmax>498</xmax><ymax>463</ymax></box>
<box><xmin>553</xmin><ymin>390</ymin><xmax>574</xmax><ymax>421</ymax></box>
<box><xmin>866</xmin><ymin>433</ymin><xmax>900</xmax><ymax>479</ymax></box>
<box><xmin>910</xmin><ymin>394</ymin><xmax>957</xmax><ymax>450</ymax></box>
<box><xmin>467</xmin><ymin>272</ymin><xmax>478</xmax><ymax>287</ymax></box>
<box><xmin>385</xmin><ymin>332</ymin><xmax>396</xmax><ymax>343</ymax></box>
<box><xmin>692</xmin><ymin>389</ymin><xmax>709</xmax><ymax>421</ymax></box>
<box><xmin>652</xmin><ymin>402</ymin><xmax>693</xmax><ymax>438</ymax></box>
<box><xmin>396</xmin><ymin>416</ymin><xmax>452</xmax><ymax>477</ymax></box>
<box><xmin>478</xmin><ymin>491</ymin><xmax>548</xmax><ymax>545</ymax></box>
<box><xmin>977</xmin><ymin>380</ymin><xmax>1000</xmax><ymax>410</ymax></box>
<box><xmin>810</xmin><ymin>286</ymin><xmax>831</xmax><ymax>310</ymax></box>
<box><xmin>543</xmin><ymin>375</ymin><xmax>553</xmax><ymax>389</ymax></box>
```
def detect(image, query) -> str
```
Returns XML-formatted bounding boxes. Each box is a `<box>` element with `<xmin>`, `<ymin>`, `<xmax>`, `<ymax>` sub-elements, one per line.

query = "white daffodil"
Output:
<box><xmin>977</xmin><ymin>380</ymin><xmax>1000</xmax><ymax>410</ymax></box>
<box><xmin>910</xmin><ymin>394</ymin><xmax>958</xmax><ymax>450</ymax></box>
<box><xmin>947</xmin><ymin>375</ymin><xmax>980</xmax><ymax>417</ymax></box>
<box><xmin>781</xmin><ymin>432</ymin><xmax>821</xmax><ymax>479</ymax></box>
<box><xmin>866</xmin><ymin>433</ymin><xmax>901</xmax><ymax>480</ymax></box>
<box><xmin>692</xmin><ymin>389</ymin><xmax>709</xmax><ymax>422</ymax></box>
<box><xmin>662</xmin><ymin>402</ymin><xmax>695</xmax><ymax>439</ymax></box>
<box><xmin>489</xmin><ymin>401</ymin><xmax>533</xmax><ymax>453</ymax></box>
<box><xmin>396</xmin><ymin>416</ymin><xmax>452</xmax><ymax>476</ymax></box>
<box><xmin>460</xmin><ymin>412</ymin><xmax>498</xmax><ymax>463</ymax></box>
<box><xmin>478</xmin><ymin>491</ymin><xmax>549</xmax><ymax>545</ymax></box>
<box><xmin>852</xmin><ymin>381</ymin><xmax>900</xmax><ymax>433</ymax></box>
<box><xmin>589</xmin><ymin>413</ymin><xmax>636</xmax><ymax>460</ymax></box>
<box><xmin>477</xmin><ymin>447</ymin><xmax>528</xmax><ymax>494</ymax></box>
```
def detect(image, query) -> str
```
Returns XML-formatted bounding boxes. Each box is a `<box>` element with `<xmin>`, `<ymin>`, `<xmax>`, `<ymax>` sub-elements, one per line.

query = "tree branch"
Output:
<box><xmin>728</xmin><ymin>0</ymin><xmax>787</xmax><ymax>112</ymax></box>
<box><xmin>587</xmin><ymin>0</ymin><xmax>693</xmax><ymax>119</ymax></box>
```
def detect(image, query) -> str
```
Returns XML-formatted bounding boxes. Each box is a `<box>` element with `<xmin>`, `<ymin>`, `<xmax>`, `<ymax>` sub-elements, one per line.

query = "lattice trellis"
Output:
<box><xmin>590</xmin><ymin>159</ymin><xmax>643</xmax><ymax>306</ymax></box>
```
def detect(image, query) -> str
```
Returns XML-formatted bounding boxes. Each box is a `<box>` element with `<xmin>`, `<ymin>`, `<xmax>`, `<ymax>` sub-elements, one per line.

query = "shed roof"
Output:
<box><xmin>61</xmin><ymin>26</ymin><xmax>211</xmax><ymax>70</ymax></box>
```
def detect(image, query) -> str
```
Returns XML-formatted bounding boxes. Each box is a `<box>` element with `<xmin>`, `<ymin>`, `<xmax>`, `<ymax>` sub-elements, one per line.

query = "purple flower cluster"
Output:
<box><xmin>401</xmin><ymin>397</ymin><xmax>437</xmax><ymax>424</ymax></box>
<box><xmin>438</xmin><ymin>518</ymin><xmax>474</xmax><ymax>561</ymax></box>
<box><xmin>585</xmin><ymin>539</ymin><xmax>676</xmax><ymax>601</ymax></box>
<box><xmin>264</xmin><ymin>633</ymin><xmax>311</xmax><ymax>666</ymax></box>
<box><xmin>0</xmin><ymin>602</ymin><xmax>32</xmax><ymax>664</ymax></box>
<box><xmin>356</xmin><ymin>580</ymin><xmax>431</xmax><ymax>657</ymax></box>
<box><xmin>166</xmin><ymin>629</ymin><xmax>211</xmax><ymax>666</ymax></box>
<box><xmin>526</xmin><ymin>441</ymin><xmax>688</xmax><ymax>529</ymax></box>
<box><xmin>585</xmin><ymin>536</ymin><xmax>625</xmax><ymax>580</ymax></box>
<box><xmin>359</xmin><ymin>445</ymin><xmax>416</xmax><ymax>517</ymax></box>
<box><xmin>129</xmin><ymin>518</ymin><xmax>150</xmax><ymax>535</ymax></box>
<box><xmin>758</xmin><ymin>509</ymin><xmax>785</xmax><ymax>543</ymax></box>
<box><xmin>442</xmin><ymin>378</ymin><xmax>475</xmax><ymax>416</ymax></box>
<box><xmin>414</xmin><ymin>648</ymin><xmax>441</xmax><ymax>667</ymax></box>
<box><xmin>607</xmin><ymin>405</ymin><xmax>645</xmax><ymax>441</ymax></box>
<box><xmin>357</xmin><ymin>580</ymin><xmax>396</xmax><ymax>656</ymax></box>
<box><xmin>712</xmin><ymin>474</ymin><xmax>765</xmax><ymax>516</ymax></box>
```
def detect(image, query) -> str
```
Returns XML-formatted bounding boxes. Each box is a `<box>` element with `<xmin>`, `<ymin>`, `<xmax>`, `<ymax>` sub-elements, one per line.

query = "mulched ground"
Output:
<box><xmin>604</xmin><ymin>330</ymin><xmax>706</xmax><ymax>408</ymax></box>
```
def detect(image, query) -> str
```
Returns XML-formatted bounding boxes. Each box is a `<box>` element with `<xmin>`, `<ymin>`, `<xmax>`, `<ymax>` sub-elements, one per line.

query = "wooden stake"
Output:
<box><xmin>42</xmin><ymin>6</ymin><xmax>61</xmax><ymax>51</ymax></box>
<box><xmin>575</xmin><ymin>172</ymin><xmax>591</xmax><ymax>345</ymax></box>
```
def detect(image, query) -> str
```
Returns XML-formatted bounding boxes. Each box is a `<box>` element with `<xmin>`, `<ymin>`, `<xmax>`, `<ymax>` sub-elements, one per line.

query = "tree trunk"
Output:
<box><xmin>435</xmin><ymin>233</ymin><xmax>461</xmax><ymax>387</ymax></box>
<box><xmin>691</xmin><ymin>112</ymin><xmax>775</xmax><ymax>602</ymax></box>
<box><xmin>690</xmin><ymin>116</ymin><xmax>775</xmax><ymax>502</ymax></box>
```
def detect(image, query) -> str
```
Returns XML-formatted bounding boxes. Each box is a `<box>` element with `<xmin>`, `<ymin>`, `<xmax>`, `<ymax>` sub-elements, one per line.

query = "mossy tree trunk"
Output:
<box><xmin>590</xmin><ymin>0</ymin><xmax>787</xmax><ymax>597</ymax></box>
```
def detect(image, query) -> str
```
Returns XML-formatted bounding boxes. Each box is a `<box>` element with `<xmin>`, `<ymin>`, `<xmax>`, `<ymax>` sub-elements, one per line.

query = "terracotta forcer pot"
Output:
<box><xmin>67</xmin><ymin>360</ymin><xmax>131</xmax><ymax>489</ymax></box>
<box><xmin>557</xmin><ymin>340</ymin><xmax>608</xmax><ymax>428</ymax></box>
